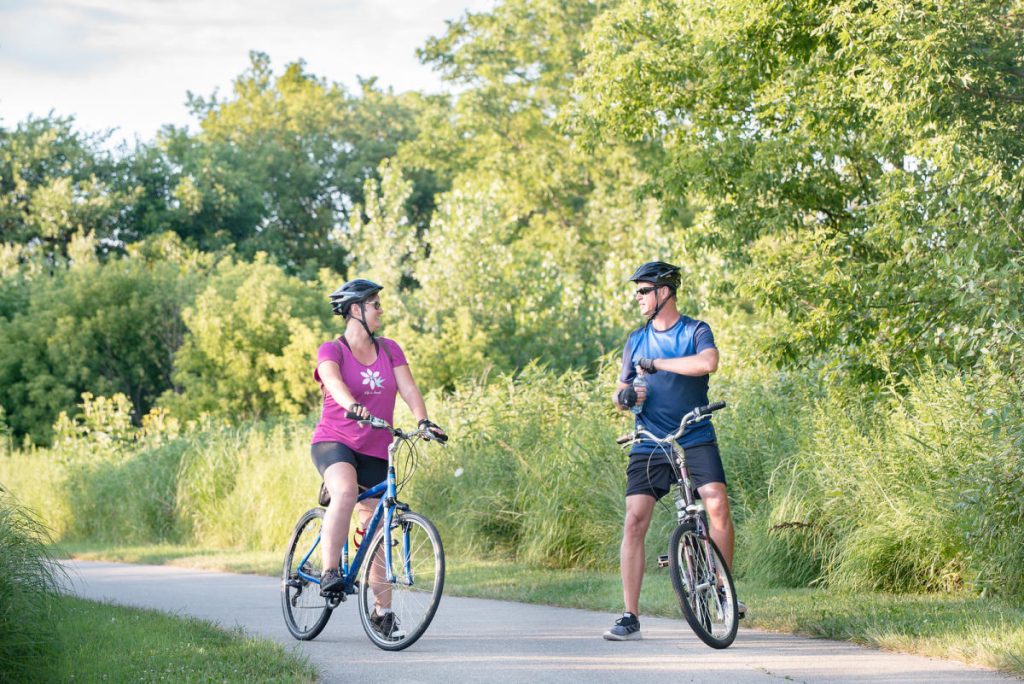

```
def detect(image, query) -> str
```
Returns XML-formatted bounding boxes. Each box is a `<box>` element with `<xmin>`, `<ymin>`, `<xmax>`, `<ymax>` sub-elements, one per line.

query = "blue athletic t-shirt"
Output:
<box><xmin>620</xmin><ymin>315</ymin><xmax>717</xmax><ymax>459</ymax></box>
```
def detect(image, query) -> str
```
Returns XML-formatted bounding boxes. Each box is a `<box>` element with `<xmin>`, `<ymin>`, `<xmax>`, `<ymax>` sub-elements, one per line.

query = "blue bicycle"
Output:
<box><xmin>281</xmin><ymin>415</ymin><xmax>445</xmax><ymax>650</ymax></box>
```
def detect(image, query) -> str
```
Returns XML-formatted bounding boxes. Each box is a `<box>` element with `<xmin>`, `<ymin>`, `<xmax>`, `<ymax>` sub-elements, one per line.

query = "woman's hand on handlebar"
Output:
<box><xmin>418</xmin><ymin>418</ymin><xmax>448</xmax><ymax>443</ymax></box>
<box><xmin>346</xmin><ymin>403</ymin><xmax>370</xmax><ymax>420</ymax></box>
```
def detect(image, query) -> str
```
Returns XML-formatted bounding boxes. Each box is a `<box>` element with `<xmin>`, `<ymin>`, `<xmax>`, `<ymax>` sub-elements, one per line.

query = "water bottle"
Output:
<box><xmin>630</xmin><ymin>365</ymin><xmax>647</xmax><ymax>415</ymax></box>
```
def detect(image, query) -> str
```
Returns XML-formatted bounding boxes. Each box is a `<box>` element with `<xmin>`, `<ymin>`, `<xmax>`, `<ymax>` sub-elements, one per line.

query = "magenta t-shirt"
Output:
<box><xmin>311</xmin><ymin>337</ymin><xmax>408</xmax><ymax>458</ymax></box>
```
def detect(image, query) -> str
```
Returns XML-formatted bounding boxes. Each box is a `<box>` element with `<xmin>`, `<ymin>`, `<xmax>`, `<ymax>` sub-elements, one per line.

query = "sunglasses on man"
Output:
<box><xmin>634</xmin><ymin>286</ymin><xmax>659</xmax><ymax>296</ymax></box>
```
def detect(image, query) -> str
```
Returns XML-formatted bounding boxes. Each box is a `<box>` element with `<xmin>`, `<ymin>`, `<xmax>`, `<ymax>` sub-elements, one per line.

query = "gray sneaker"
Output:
<box><xmin>717</xmin><ymin>586</ymin><xmax>748</xmax><ymax>619</ymax></box>
<box><xmin>603</xmin><ymin>612</ymin><xmax>641</xmax><ymax>641</ymax></box>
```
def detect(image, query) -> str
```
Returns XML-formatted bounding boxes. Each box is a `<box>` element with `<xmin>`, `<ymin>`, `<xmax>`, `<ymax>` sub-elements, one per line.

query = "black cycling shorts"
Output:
<box><xmin>625</xmin><ymin>442</ymin><xmax>727</xmax><ymax>500</ymax></box>
<box><xmin>311</xmin><ymin>441</ymin><xmax>388</xmax><ymax>492</ymax></box>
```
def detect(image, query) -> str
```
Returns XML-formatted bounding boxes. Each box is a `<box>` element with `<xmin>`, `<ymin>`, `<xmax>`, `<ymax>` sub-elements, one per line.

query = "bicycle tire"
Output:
<box><xmin>668</xmin><ymin>524</ymin><xmax>738</xmax><ymax>649</ymax></box>
<box><xmin>281</xmin><ymin>507</ymin><xmax>334</xmax><ymax>640</ymax></box>
<box><xmin>357</xmin><ymin>511</ymin><xmax>444</xmax><ymax>651</ymax></box>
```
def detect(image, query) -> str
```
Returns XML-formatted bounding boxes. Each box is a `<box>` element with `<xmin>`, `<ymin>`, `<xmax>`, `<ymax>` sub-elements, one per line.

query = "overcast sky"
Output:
<box><xmin>0</xmin><ymin>0</ymin><xmax>494</xmax><ymax>146</ymax></box>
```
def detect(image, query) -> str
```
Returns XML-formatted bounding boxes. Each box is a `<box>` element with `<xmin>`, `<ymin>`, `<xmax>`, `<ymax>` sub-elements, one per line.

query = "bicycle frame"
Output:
<box><xmin>296</xmin><ymin>438</ymin><xmax>408</xmax><ymax>593</ymax></box>
<box><xmin>626</xmin><ymin>405</ymin><xmax>725</xmax><ymax>590</ymax></box>
<box><xmin>667</xmin><ymin>442</ymin><xmax>708</xmax><ymax>533</ymax></box>
<box><xmin>628</xmin><ymin>411</ymin><xmax>713</xmax><ymax>531</ymax></box>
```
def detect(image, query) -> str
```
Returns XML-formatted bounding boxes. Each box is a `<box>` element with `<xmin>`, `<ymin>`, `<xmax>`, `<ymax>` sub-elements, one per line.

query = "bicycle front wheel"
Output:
<box><xmin>357</xmin><ymin>511</ymin><xmax>444</xmax><ymax>651</ymax></box>
<box><xmin>281</xmin><ymin>507</ymin><xmax>333</xmax><ymax>641</ymax></box>
<box><xmin>668</xmin><ymin>524</ymin><xmax>738</xmax><ymax>649</ymax></box>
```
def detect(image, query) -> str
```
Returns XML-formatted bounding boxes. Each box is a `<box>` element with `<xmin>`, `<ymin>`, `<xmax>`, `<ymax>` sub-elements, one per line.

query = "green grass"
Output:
<box><xmin>39</xmin><ymin>595</ymin><xmax>317</xmax><ymax>683</ymax></box>
<box><xmin>1</xmin><ymin>488</ymin><xmax>63</xmax><ymax>680</ymax></box>
<box><xmin>60</xmin><ymin>543</ymin><xmax>1024</xmax><ymax>677</ymax></box>
<box><xmin>63</xmin><ymin>541</ymin><xmax>281</xmax><ymax>576</ymax></box>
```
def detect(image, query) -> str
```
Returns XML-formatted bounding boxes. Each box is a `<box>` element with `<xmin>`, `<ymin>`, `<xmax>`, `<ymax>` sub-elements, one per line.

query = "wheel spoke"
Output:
<box><xmin>281</xmin><ymin>508</ymin><xmax>333</xmax><ymax>640</ymax></box>
<box><xmin>669</xmin><ymin>526</ymin><xmax>738</xmax><ymax>649</ymax></box>
<box><xmin>358</xmin><ymin>512</ymin><xmax>444</xmax><ymax>650</ymax></box>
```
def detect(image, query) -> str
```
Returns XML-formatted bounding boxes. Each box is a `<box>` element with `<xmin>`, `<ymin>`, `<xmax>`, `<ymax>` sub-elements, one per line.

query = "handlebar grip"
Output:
<box><xmin>615</xmin><ymin>432</ymin><xmax>635</xmax><ymax>445</ymax></box>
<box><xmin>696</xmin><ymin>401</ymin><xmax>726</xmax><ymax>416</ymax></box>
<box><xmin>345</xmin><ymin>410</ymin><xmax>363</xmax><ymax>420</ymax></box>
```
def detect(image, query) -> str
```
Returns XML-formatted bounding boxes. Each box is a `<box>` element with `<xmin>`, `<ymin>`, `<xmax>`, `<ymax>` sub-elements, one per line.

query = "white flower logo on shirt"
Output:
<box><xmin>361</xmin><ymin>369</ymin><xmax>384</xmax><ymax>390</ymax></box>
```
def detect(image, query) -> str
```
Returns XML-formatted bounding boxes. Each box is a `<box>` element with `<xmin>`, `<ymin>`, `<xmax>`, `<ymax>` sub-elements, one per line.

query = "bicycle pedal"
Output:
<box><xmin>657</xmin><ymin>554</ymin><xmax>670</xmax><ymax>568</ymax></box>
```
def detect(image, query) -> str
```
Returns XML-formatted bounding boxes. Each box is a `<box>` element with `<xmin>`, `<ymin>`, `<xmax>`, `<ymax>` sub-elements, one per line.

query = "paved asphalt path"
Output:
<box><xmin>61</xmin><ymin>560</ymin><xmax>1018</xmax><ymax>683</ymax></box>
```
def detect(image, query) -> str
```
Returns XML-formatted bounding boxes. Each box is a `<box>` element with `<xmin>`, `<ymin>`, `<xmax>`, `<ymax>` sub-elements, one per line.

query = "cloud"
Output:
<box><xmin>0</xmin><ymin>0</ymin><xmax>493</xmax><ymax>143</ymax></box>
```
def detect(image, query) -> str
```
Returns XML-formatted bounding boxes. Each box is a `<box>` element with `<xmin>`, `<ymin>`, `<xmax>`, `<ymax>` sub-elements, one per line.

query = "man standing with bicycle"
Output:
<box><xmin>604</xmin><ymin>261</ymin><xmax>745</xmax><ymax>641</ymax></box>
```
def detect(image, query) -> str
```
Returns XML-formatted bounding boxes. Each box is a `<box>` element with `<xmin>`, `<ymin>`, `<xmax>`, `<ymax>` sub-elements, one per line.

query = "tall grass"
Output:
<box><xmin>175</xmin><ymin>420</ymin><xmax>320</xmax><ymax>551</ymax></box>
<box><xmin>412</xmin><ymin>362</ymin><xmax>628</xmax><ymax>569</ymax></box>
<box><xmin>0</xmin><ymin>487</ymin><xmax>62</xmax><ymax>681</ymax></box>
<box><xmin>1</xmin><ymin>359</ymin><xmax>1021</xmax><ymax>601</ymax></box>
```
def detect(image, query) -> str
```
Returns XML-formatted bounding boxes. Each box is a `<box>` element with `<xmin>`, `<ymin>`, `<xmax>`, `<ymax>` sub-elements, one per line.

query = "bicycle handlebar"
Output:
<box><xmin>617</xmin><ymin>401</ymin><xmax>727</xmax><ymax>447</ymax></box>
<box><xmin>696</xmin><ymin>400</ymin><xmax>726</xmax><ymax>417</ymax></box>
<box><xmin>345</xmin><ymin>411</ymin><xmax>447</xmax><ymax>443</ymax></box>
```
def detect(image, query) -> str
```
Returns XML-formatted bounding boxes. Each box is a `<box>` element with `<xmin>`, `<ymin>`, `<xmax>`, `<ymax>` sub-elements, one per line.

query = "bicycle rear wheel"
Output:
<box><xmin>668</xmin><ymin>524</ymin><xmax>738</xmax><ymax>649</ymax></box>
<box><xmin>357</xmin><ymin>511</ymin><xmax>444</xmax><ymax>651</ymax></box>
<box><xmin>281</xmin><ymin>507</ymin><xmax>333</xmax><ymax>640</ymax></box>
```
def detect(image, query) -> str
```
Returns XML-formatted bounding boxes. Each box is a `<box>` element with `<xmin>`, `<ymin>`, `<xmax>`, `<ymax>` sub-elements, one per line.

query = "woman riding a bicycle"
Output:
<box><xmin>310</xmin><ymin>278</ymin><xmax>446</xmax><ymax>633</ymax></box>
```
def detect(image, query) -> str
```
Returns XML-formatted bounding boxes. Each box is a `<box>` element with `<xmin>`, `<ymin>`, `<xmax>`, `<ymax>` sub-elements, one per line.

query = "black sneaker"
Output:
<box><xmin>603</xmin><ymin>612</ymin><xmax>641</xmax><ymax>641</ymax></box>
<box><xmin>370</xmin><ymin>609</ymin><xmax>407</xmax><ymax>639</ymax></box>
<box><xmin>320</xmin><ymin>568</ymin><xmax>345</xmax><ymax>595</ymax></box>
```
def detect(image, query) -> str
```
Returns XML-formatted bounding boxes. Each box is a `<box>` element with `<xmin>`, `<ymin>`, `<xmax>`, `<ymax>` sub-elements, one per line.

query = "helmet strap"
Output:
<box><xmin>646</xmin><ymin>286</ymin><xmax>676</xmax><ymax>327</ymax></box>
<box><xmin>357</xmin><ymin>301</ymin><xmax>375</xmax><ymax>340</ymax></box>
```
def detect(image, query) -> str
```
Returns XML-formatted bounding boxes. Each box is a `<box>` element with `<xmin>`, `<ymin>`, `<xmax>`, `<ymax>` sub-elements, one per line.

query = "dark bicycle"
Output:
<box><xmin>618</xmin><ymin>401</ymin><xmax>738</xmax><ymax>649</ymax></box>
<box><xmin>281</xmin><ymin>414</ymin><xmax>445</xmax><ymax>650</ymax></box>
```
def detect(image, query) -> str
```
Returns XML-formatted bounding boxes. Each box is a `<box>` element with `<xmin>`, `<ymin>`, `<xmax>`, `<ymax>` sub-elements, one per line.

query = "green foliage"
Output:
<box><xmin>575</xmin><ymin>0</ymin><xmax>1024</xmax><ymax>378</ymax></box>
<box><xmin>0</xmin><ymin>115</ymin><xmax>139</xmax><ymax>261</ymax></box>
<box><xmin>161</xmin><ymin>255</ymin><xmax>334</xmax><ymax>421</ymax></box>
<box><xmin>396</xmin><ymin>0</ymin><xmax>704</xmax><ymax>387</ymax></box>
<box><xmin>412</xmin><ymin>362</ymin><xmax>628</xmax><ymax>568</ymax></box>
<box><xmin>756</xmin><ymin>369</ymin><xmax>1024</xmax><ymax>596</ymax></box>
<box><xmin>65</xmin><ymin>439</ymin><xmax>187</xmax><ymax>545</ymax></box>
<box><xmin>0</xmin><ymin>488</ymin><xmax>62</xmax><ymax>681</ymax></box>
<box><xmin>175</xmin><ymin>420</ymin><xmax>318</xmax><ymax>551</ymax></box>
<box><xmin>158</xmin><ymin>51</ymin><xmax>439</xmax><ymax>273</ymax></box>
<box><xmin>0</xmin><ymin>245</ymin><xmax>202</xmax><ymax>443</ymax></box>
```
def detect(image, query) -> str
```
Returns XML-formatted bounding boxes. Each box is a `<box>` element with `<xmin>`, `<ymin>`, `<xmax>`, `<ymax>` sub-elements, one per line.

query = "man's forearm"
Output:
<box><xmin>648</xmin><ymin>352</ymin><xmax>718</xmax><ymax>376</ymax></box>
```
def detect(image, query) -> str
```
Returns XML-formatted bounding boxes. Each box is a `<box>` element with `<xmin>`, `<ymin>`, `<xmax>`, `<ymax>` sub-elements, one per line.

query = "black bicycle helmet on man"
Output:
<box><xmin>627</xmin><ymin>261</ymin><xmax>681</xmax><ymax>322</ymax></box>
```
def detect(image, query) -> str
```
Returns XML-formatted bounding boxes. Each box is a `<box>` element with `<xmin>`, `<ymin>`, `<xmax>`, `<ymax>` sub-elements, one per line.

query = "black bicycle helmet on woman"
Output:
<box><xmin>329</xmin><ymin>278</ymin><xmax>383</xmax><ymax>338</ymax></box>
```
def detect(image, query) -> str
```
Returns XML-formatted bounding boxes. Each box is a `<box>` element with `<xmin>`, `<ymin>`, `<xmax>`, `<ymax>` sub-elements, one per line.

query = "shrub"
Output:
<box><xmin>0</xmin><ymin>488</ymin><xmax>62</xmax><ymax>680</ymax></box>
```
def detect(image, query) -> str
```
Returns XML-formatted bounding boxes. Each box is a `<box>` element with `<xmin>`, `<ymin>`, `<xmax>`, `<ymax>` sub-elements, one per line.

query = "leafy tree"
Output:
<box><xmin>0</xmin><ymin>237</ymin><xmax>203</xmax><ymax>443</ymax></box>
<box><xmin>161</xmin><ymin>255</ymin><xmax>335</xmax><ymax>420</ymax></box>
<box><xmin>574</xmin><ymin>0</ymin><xmax>1024</xmax><ymax>378</ymax></box>
<box><xmin>160</xmin><ymin>52</ymin><xmax>440</xmax><ymax>274</ymax></box>
<box><xmin>392</xmin><ymin>0</ymin><xmax>705</xmax><ymax>386</ymax></box>
<box><xmin>0</xmin><ymin>115</ymin><xmax>141</xmax><ymax>260</ymax></box>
